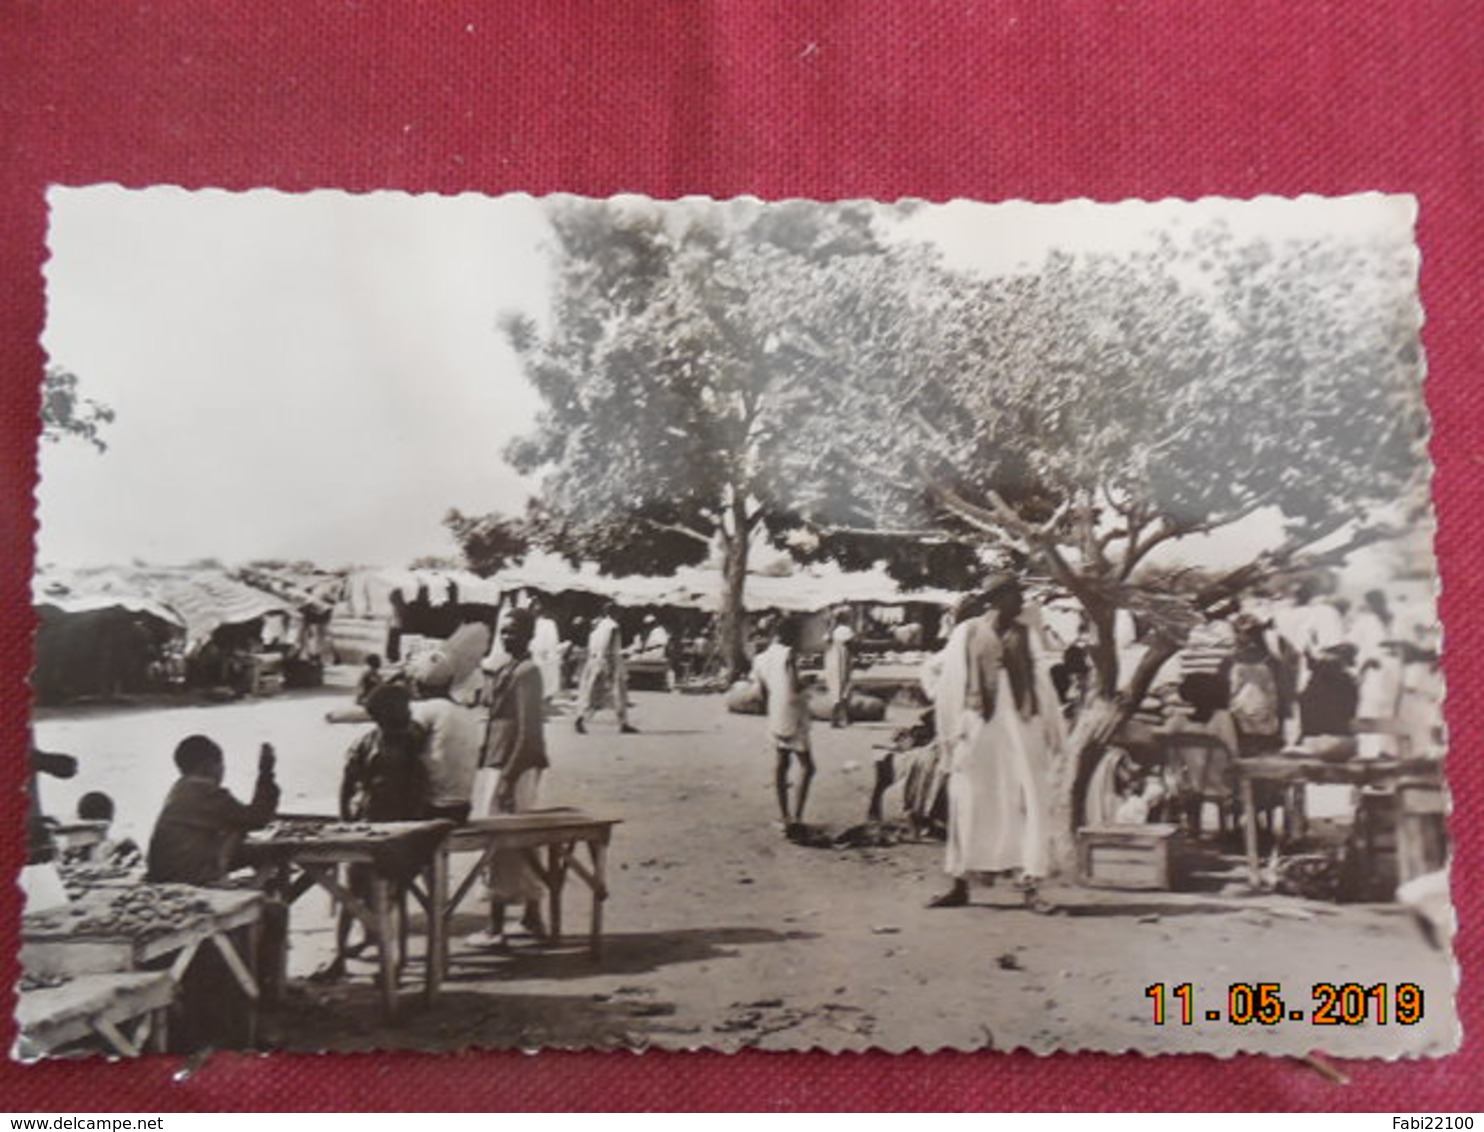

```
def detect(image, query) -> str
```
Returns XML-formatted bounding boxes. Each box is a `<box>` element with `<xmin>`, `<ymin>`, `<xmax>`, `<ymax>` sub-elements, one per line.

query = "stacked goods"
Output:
<box><xmin>59</xmin><ymin>860</ymin><xmax>140</xmax><ymax>898</ymax></box>
<box><xmin>26</xmin><ymin>886</ymin><xmax>215</xmax><ymax>941</ymax></box>
<box><xmin>262</xmin><ymin>820</ymin><xmax>395</xmax><ymax>841</ymax></box>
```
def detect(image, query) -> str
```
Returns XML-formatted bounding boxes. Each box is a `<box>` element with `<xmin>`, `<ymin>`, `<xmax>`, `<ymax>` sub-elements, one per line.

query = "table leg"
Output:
<box><xmin>1241</xmin><ymin>775</ymin><xmax>1261</xmax><ymax>888</ymax></box>
<box><xmin>426</xmin><ymin>849</ymin><xmax>448</xmax><ymax>1006</ymax></box>
<box><xmin>589</xmin><ymin>839</ymin><xmax>607</xmax><ymax>961</ymax></box>
<box><xmin>94</xmin><ymin>1018</ymin><xmax>140</xmax><ymax>1058</ymax></box>
<box><xmin>371</xmin><ymin>875</ymin><xmax>399</xmax><ymax>1021</ymax></box>
<box><xmin>547</xmin><ymin>843</ymin><xmax>567</xmax><ymax>947</ymax></box>
<box><xmin>149</xmin><ymin>1006</ymin><xmax>169</xmax><ymax>1054</ymax></box>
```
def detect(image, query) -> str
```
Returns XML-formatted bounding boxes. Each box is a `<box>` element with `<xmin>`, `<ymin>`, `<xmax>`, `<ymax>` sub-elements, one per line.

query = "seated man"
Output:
<box><xmin>147</xmin><ymin>736</ymin><xmax>279</xmax><ymax>885</ymax></box>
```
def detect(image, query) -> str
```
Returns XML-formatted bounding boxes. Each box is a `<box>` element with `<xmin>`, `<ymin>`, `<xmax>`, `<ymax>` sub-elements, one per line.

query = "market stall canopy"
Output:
<box><xmin>493</xmin><ymin>554</ymin><xmax>959</xmax><ymax>614</ymax></box>
<box><xmin>32</xmin><ymin>587</ymin><xmax>184</xmax><ymax>631</ymax></box>
<box><xmin>341</xmin><ymin>567</ymin><xmax>504</xmax><ymax>620</ymax></box>
<box><xmin>34</xmin><ymin>566</ymin><xmax>289</xmax><ymax>643</ymax></box>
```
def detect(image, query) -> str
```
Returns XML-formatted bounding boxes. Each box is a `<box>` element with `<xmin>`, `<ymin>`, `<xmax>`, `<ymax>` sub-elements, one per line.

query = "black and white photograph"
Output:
<box><xmin>19</xmin><ymin>186</ymin><xmax>1453</xmax><ymax>1059</ymax></box>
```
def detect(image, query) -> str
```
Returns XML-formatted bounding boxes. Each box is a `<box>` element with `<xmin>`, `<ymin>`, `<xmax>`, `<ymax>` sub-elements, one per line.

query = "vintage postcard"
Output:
<box><xmin>19</xmin><ymin>186</ymin><xmax>1454</xmax><ymax>1058</ymax></box>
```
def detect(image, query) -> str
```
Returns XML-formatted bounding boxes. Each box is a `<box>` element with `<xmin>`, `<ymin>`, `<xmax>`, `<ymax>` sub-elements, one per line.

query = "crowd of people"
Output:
<box><xmin>738</xmin><ymin>570</ymin><xmax>1442</xmax><ymax>915</ymax></box>
<box><xmin>25</xmin><ymin>570</ymin><xmax>1441</xmax><ymax>1007</ymax></box>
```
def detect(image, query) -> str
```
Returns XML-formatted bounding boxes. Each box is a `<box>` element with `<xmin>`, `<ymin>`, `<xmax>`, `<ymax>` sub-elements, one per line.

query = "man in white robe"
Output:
<box><xmin>930</xmin><ymin>575</ymin><xmax>1058</xmax><ymax>912</ymax></box>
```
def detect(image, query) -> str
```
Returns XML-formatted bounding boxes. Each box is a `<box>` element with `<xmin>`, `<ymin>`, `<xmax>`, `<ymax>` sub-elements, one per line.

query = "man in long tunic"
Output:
<box><xmin>930</xmin><ymin>575</ymin><xmax>1056</xmax><ymax>912</ymax></box>
<box><xmin>575</xmin><ymin>602</ymin><xmax>637</xmax><ymax>733</ymax></box>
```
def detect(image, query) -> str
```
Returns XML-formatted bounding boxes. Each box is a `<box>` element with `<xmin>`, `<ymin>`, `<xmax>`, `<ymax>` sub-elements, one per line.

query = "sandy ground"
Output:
<box><xmin>29</xmin><ymin>680</ymin><xmax>1458</xmax><ymax>1058</ymax></box>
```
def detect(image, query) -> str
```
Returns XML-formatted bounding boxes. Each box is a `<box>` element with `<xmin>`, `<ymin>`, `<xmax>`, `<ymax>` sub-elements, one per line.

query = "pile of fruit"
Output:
<box><xmin>25</xmin><ymin>886</ymin><xmax>215</xmax><ymax>940</ymax></box>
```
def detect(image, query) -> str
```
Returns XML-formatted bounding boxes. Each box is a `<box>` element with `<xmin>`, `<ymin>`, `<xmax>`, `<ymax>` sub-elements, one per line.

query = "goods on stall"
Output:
<box><xmin>261</xmin><ymin>819</ymin><xmax>397</xmax><ymax>842</ymax></box>
<box><xmin>25</xmin><ymin>885</ymin><xmax>216</xmax><ymax>941</ymax></box>
<box><xmin>58</xmin><ymin>860</ymin><xmax>141</xmax><ymax>899</ymax></box>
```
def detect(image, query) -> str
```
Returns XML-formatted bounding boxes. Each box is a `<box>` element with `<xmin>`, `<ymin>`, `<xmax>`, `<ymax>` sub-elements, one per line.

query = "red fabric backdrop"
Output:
<box><xmin>1</xmin><ymin>0</ymin><xmax>1479</xmax><ymax>1112</ymax></box>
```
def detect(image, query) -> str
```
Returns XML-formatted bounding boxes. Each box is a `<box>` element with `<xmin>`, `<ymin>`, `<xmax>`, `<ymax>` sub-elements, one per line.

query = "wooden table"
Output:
<box><xmin>15</xmin><ymin>971</ymin><xmax>175</xmax><ymax>1059</ymax></box>
<box><xmin>1233</xmin><ymin>754</ymin><xmax>1442</xmax><ymax>887</ymax></box>
<box><xmin>433</xmin><ymin>810</ymin><xmax>620</xmax><ymax>962</ymax></box>
<box><xmin>20</xmin><ymin>886</ymin><xmax>263</xmax><ymax>1046</ymax></box>
<box><xmin>245</xmin><ymin>819</ymin><xmax>453</xmax><ymax>1019</ymax></box>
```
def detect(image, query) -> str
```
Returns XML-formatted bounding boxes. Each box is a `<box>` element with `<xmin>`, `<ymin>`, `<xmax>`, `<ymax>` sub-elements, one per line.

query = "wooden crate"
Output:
<box><xmin>1077</xmin><ymin>824</ymin><xmax>1182</xmax><ymax>891</ymax></box>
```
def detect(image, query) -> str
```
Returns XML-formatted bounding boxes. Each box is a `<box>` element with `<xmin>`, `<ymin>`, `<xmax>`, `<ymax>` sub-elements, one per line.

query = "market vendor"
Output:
<box><xmin>146</xmin><ymin>736</ymin><xmax>280</xmax><ymax>885</ymax></box>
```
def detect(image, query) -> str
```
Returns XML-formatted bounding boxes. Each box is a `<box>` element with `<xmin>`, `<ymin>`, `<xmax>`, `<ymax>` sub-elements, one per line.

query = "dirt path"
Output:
<box><xmin>30</xmin><ymin>686</ymin><xmax>1457</xmax><ymax>1057</ymax></box>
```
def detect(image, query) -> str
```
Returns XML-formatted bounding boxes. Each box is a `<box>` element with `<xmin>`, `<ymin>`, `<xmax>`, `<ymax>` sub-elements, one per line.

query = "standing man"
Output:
<box><xmin>529</xmin><ymin>599</ymin><xmax>563</xmax><ymax>703</ymax></box>
<box><xmin>474</xmin><ymin>608</ymin><xmax>550</xmax><ymax>946</ymax></box>
<box><xmin>823</xmin><ymin>608</ymin><xmax>855</xmax><ymax>728</ymax></box>
<box><xmin>751</xmin><ymin>615</ymin><xmax>816</xmax><ymax>836</ymax></box>
<box><xmin>575</xmin><ymin>602</ymin><xmax>638</xmax><ymax>734</ymax></box>
<box><xmin>929</xmin><ymin>574</ymin><xmax>1056</xmax><ymax>913</ymax></box>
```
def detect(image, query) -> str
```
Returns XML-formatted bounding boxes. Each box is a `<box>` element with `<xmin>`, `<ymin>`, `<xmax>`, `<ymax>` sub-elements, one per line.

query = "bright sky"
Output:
<box><xmin>40</xmin><ymin>187</ymin><xmax>551</xmax><ymax>568</ymax></box>
<box><xmin>37</xmin><ymin>187</ymin><xmax>1416</xmax><ymax>571</ymax></box>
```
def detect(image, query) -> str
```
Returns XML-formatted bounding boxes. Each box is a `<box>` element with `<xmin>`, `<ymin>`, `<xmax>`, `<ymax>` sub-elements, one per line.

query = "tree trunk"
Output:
<box><xmin>715</xmin><ymin>516</ymin><xmax>752</xmax><ymax>681</ymax></box>
<box><xmin>1046</xmin><ymin>636</ymin><xmax>1181</xmax><ymax>876</ymax></box>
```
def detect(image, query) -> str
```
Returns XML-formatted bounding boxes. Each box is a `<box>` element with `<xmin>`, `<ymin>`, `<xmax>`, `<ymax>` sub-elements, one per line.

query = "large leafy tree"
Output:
<box><xmin>783</xmin><ymin>221</ymin><xmax>1428</xmax><ymax>868</ymax></box>
<box><xmin>498</xmin><ymin>197</ymin><xmax>891</xmax><ymax>675</ymax></box>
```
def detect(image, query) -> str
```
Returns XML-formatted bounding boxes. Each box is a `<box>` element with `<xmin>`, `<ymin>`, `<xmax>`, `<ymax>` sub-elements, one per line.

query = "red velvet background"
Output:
<box><xmin>1</xmin><ymin>1</ymin><xmax>1479</xmax><ymax>1112</ymax></box>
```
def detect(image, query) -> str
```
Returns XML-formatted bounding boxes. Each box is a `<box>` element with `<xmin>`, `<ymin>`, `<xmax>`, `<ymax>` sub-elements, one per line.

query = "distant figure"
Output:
<box><xmin>529</xmin><ymin>601</ymin><xmax>563</xmax><ymax>702</ymax></box>
<box><xmin>355</xmin><ymin>654</ymin><xmax>384</xmax><ymax>707</ymax></box>
<box><xmin>751</xmin><ymin>615</ymin><xmax>815</xmax><ymax>834</ymax></box>
<box><xmin>823</xmin><ymin>609</ymin><xmax>855</xmax><ymax>729</ymax></box>
<box><xmin>147</xmin><ymin>736</ymin><xmax>279</xmax><ymax>886</ymax></box>
<box><xmin>635</xmin><ymin>614</ymin><xmax>674</xmax><ymax>689</ymax></box>
<box><xmin>575</xmin><ymin>602</ymin><xmax>637</xmax><ymax>734</ymax></box>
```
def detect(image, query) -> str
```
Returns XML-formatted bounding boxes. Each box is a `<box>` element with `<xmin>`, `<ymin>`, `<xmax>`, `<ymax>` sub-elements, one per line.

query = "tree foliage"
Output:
<box><xmin>41</xmin><ymin>367</ymin><xmax>114</xmax><ymax>452</ymax></box>
<box><xmin>499</xmin><ymin>196</ymin><xmax>904</xmax><ymax>673</ymax></box>
<box><xmin>787</xmin><ymin>222</ymin><xmax>1426</xmax><ymax>689</ymax></box>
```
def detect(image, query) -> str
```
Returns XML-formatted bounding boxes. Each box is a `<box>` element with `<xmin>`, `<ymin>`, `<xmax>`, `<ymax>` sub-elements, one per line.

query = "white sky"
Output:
<box><xmin>40</xmin><ymin>187</ymin><xmax>551</xmax><ymax>568</ymax></box>
<box><xmin>37</xmin><ymin>187</ymin><xmax>1415</xmax><ymax>571</ymax></box>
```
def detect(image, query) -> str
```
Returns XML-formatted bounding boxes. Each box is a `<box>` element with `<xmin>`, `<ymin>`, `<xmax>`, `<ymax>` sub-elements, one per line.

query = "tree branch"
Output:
<box><xmin>639</xmin><ymin>518</ymin><xmax>714</xmax><ymax>546</ymax></box>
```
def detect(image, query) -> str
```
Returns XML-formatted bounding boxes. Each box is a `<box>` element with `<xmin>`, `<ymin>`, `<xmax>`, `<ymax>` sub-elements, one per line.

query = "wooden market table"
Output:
<box><xmin>433</xmin><ymin>809</ymin><xmax>621</xmax><ymax>963</ymax></box>
<box><xmin>15</xmin><ymin>971</ymin><xmax>175</xmax><ymax>1059</ymax></box>
<box><xmin>244</xmin><ymin>819</ymin><xmax>454</xmax><ymax>1020</ymax></box>
<box><xmin>20</xmin><ymin>885</ymin><xmax>264</xmax><ymax>1046</ymax></box>
<box><xmin>1233</xmin><ymin>754</ymin><xmax>1443</xmax><ymax>888</ymax></box>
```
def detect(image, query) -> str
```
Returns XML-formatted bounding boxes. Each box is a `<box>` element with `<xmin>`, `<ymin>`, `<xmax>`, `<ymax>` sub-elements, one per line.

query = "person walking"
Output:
<box><xmin>575</xmin><ymin>602</ymin><xmax>637</xmax><ymax>734</ymax></box>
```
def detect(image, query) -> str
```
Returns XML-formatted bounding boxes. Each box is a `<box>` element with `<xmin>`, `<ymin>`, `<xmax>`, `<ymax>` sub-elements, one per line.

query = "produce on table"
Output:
<box><xmin>262</xmin><ymin>820</ymin><xmax>395</xmax><ymax>841</ymax></box>
<box><xmin>23</xmin><ymin>885</ymin><xmax>215</xmax><ymax>940</ymax></box>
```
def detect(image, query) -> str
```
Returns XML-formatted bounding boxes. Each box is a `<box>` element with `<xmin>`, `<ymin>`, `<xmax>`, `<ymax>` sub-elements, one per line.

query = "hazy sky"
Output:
<box><xmin>40</xmin><ymin>187</ymin><xmax>551</xmax><ymax>568</ymax></box>
<box><xmin>36</xmin><ymin>187</ymin><xmax>1414</xmax><ymax>570</ymax></box>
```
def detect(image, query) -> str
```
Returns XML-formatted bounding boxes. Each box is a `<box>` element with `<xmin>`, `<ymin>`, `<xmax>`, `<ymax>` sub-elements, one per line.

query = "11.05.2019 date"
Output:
<box><xmin>1146</xmin><ymin>981</ymin><xmax>1424</xmax><ymax>1025</ymax></box>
